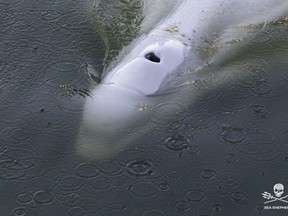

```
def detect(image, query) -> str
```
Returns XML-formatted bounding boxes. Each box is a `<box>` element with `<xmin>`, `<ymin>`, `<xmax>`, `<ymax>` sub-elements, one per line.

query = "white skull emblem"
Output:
<box><xmin>273</xmin><ymin>183</ymin><xmax>284</xmax><ymax>197</ymax></box>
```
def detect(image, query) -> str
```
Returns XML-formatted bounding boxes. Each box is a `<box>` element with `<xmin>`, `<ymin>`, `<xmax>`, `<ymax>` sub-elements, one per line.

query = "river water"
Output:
<box><xmin>1</xmin><ymin>1</ymin><xmax>288</xmax><ymax>216</ymax></box>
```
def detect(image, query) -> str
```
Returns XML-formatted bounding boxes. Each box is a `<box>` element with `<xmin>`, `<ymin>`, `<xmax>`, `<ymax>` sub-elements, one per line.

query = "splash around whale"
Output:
<box><xmin>77</xmin><ymin>0</ymin><xmax>288</xmax><ymax>161</ymax></box>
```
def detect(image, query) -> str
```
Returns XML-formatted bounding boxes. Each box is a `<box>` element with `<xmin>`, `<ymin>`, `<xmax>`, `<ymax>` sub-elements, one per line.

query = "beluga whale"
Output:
<box><xmin>77</xmin><ymin>0</ymin><xmax>288</xmax><ymax>161</ymax></box>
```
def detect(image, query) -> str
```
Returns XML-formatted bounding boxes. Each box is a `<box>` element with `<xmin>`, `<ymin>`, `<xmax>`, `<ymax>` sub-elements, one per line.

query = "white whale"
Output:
<box><xmin>77</xmin><ymin>0</ymin><xmax>288</xmax><ymax>161</ymax></box>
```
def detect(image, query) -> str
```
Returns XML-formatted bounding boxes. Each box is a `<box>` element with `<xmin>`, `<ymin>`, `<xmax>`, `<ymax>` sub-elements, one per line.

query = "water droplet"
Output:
<box><xmin>16</xmin><ymin>193</ymin><xmax>33</xmax><ymax>204</ymax></box>
<box><xmin>230</xmin><ymin>192</ymin><xmax>249</xmax><ymax>206</ymax></box>
<box><xmin>13</xmin><ymin>208</ymin><xmax>26</xmax><ymax>216</ymax></box>
<box><xmin>185</xmin><ymin>190</ymin><xmax>205</xmax><ymax>202</ymax></box>
<box><xmin>200</xmin><ymin>169</ymin><xmax>216</xmax><ymax>180</ymax></box>
<box><xmin>236</xmin><ymin>141</ymin><xmax>281</xmax><ymax>163</ymax></box>
<box><xmin>95</xmin><ymin>204</ymin><xmax>129</xmax><ymax>216</ymax></box>
<box><xmin>175</xmin><ymin>201</ymin><xmax>191</xmax><ymax>212</ymax></box>
<box><xmin>212</xmin><ymin>203</ymin><xmax>223</xmax><ymax>212</ymax></box>
<box><xmin>111</xmin><ymin>178</ymin><xmax>126</xmax><ymax>189</ymax></box>
<box><xmin>9</xmin><ymin>207</ymin><xmax>40</xmax><ymax>216</ymax></box>
<box><xmin>53</xmin><ymin>173</ymin><xmax>84</xmax><ymax>194</ymax></box>
<box><xmin>166</xmin><ymin>171</ymin><xmax>183</xmax><ymax>180</ymax></box>
<box><xmin>249</xmin><ymin>104</ymin><xmax>270</xmax><ymax>119</ymax></box>
<box><xmin>99</xmin><ymin>160</ymin><xmax>123</xmax><ymax>176</ymax></box>
<box><xmin>222</xmin><ymin>128</ymin><xmax>247</xmax><ymax>144</ymax></box>
<box><xmin>219</xmin><ymin>91</ymin><xmax>251</xmax><ymax>111</ymax></box>
<box><xmin>251</xmin><ymin>82</ymin><xmax>273</xmax><ymax>95</ymax></box>
<box><xmin>141</xmin><ymin>209</ymin><xmax>167</xmax><ymax>216</ymax></box>
<box><xmin>56</xmin><ymin>194</ymin><xmax>84</xmax><ymax>207</ymax></box>
<box><xmin>33</xmin><ymin>190</ymin><xmax>54</xmax><ymax>204</ymax></box>
<box><xmin>90</xmin><ymin>177</ymin><xmax>111</xmax><ymax>191</ymax></box>
<box><xmin>75</xmin><ymin>163</ymin><xmax>99</xmax><ymax>178</ymax></box>
<box><xmin>187</xmin><ymin>145</ymin><xmax>200</xmax><ymax>155</ymax></box>
<box><xmin>126</xmin><ymin>159</ymin><xmax>152</xmax><ymax>177</ymax></box>
<box><xmin>0</xmin><ymin>0</ymin><xmax>23</xmax><ymax>5</ymax></box>
<box><xmin>67</xmin><ymin>207</ymin><xmax>86</xmax><ymax>216</ymax></box>
<box><xmin>213</xmin><ymin>112</ymin><xmax>241</xmax><ymax>129</ymax></box>
<box><xmin>223</xmin><ymin>153</ymin><xmax>240</xmax><ymax>164</ymax></box>
<box><xmin>130</xmin><ymin>182</ymin><xmax>159</xmax><ymax>198</ymax></box>
<box><xmin>165</xmin><ymin>134</ymin><xmax>190</xmax><ymax>151</ymax></box>
<box><xmin>222</xmin><ymin>178</ymin><xmax>239</xmax><ymax>189</ymax></box>
<box><xmin>158</xmin><ymin>183</ymin><xmax>170</xmax><ymax>191</ymax></box>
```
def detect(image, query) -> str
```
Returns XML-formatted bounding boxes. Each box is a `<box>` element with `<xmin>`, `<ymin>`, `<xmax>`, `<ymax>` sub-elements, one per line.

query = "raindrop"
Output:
<box><xmin>187</xmin><ymin>145</ymin><xmax>201</xmax><ymax>155</ymax></box>
<box><xmin>185</xmin><ymin>190</ymin><xmax>205</xmax><ymax>202</ymax></box>
<box><xmin>249</xmin><ymin>104</ymin><xmax>271</xmax><ymax>119</ymax></box>
<box><xmin>141</xmin><ymin>209</ymin><xmax>167</xmax><ymax>216</ymax></box>
<box><xmin>200</xmin><ymin>169</ymin><xmax>216</xmax><ymax>180</ymax></box>
<box><xmin>8</xmin><ymin>207</ymin><xmax>40</xmax><ymax>216</ymax></box>
<box><xmin>56</xmin><ymin>194</ymin><xmax>84</xmax><ymax>207</ymax></box>
<box><xmin>5</xmin><ymin>127</ymin><xmax>31</xmax><ymax>144</ymax></box>
<box><xmin>220</xmin><ymin>91</ymin><xmax>252</xmax><ymax>111</ymax></box>
<box><xmin>175</xmin><ymin>201</ymin><xmax>191</xmax><ymax>212</ymax></box>
<box><xmin>236</xmin><ymin>141</ymin><xmax>281</xmax><ymax>163</ymax></box>
<box><xmin>0</xmin><ymin>0</ymin><xmax>23</xmax><ymax>4</ymax></box>
<box><xmin>129</xmin><ymin>181</ymin><xmax>159</xmax><ymax>198</ymax></box>
<box><xmin>90</xmin><ymin>177</ymin><xmax>111</xmax><ymax>191</ymax></box>
<box><xmin>96</xmin><ymin>205</ymin><xmax>129</xmax><ymax>216</ymax></box>
<box><xmin>165</xmin><ymin>134</ymin><xmax>190</xmax><ymax>151</ymax></box>
<box><xmin>213</xmin><ymin>112</ymin><xmax>241</xmax><ymax>129</ymax></box>
<box><xmin>158</xmin><ymin>183</ymin><xmax>171</xmax><ymax>191</ymax></box>
<box><xmin>229</xmin><ymin>192</ymin><xmax>249</xmax><ymax>206</ymax></box>
<box><xmin>221</xmin><ymin>178</ymin><xmax>239</xmax><ymax>189</ymax></box>
<box><xmin>126</xmin><ymin>159</ymin><xmax>152</xmax><ymax>177</ymax></box>
<box><xmin>250</xmin><ymin>82</ymin><xmax>273</xmax><ymax>95</ymax></box>
<box><xmin>166</xmin><ymin>170</ymin><xmax>183</xmax><ymax>180</ymax></box>
<box><xmin>40</xmin><ymin>10</ymin><xmax>60</xmax><ymax>22</ymax></box>
<box><xmin>222</xmin><ymin>128</ymin><xmax>247</xmax><ymax>144</ymax></box>
<box><xmin>35</xmin><ymin>0</ymin><xmax>69</xmax><ymax>5</ymax></box>
<box><xmin>238</xmin><ymin>58</ymin><xmax>271</xmax><ymax>87</ymax></box>
<box><xmin>99</xmin><ymin>160</ymin><xmax>123</xmax><ymax>176</ymax></box>
<box><xmin>223</xmin><ymin>153</ymin><xmax>240</xmax><ymax>164</ymax></box>
<box><xmin>111</xmin><ymin>178</ymin><xmax>127</xmax><ymax>189</ymax></box>
<box><xmin>33</xmin><ymin>190</ymin><xmax>54</xmax><ymax>204</ymax></box>
<box><xmin>52</xmin><ymin>173</ymin><xmax>84</xmax><ymax>194</ymax></box>
<box><xmin>67</xmin><ymin>207</ymin><xmax>86</xmax><ymax>216</ymax></box>
<box><xmin>75</xmin><ymin>163</ymin><xmax>99</xmax><ymax>178</ymax></box>
<box><xmin>212</xmin><ymin>203</ymin><xmax>223</xmax><ymax>212</ymax></box>
<box><xmin>16</xmin><ymin>193</ymin><xmax>33</xmax><ymax>204</ymax></box>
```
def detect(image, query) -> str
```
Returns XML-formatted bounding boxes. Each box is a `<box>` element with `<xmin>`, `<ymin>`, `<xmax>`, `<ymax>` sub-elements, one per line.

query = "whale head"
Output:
<box><xmin>103</xmin><ymin>36</ymin><xmax>188</xmax><ymax>94</ymax></box>
<box><xmin>77</xmin><ymin>36</ymin><xmax>189</xmax><ymax>160</ymax></box>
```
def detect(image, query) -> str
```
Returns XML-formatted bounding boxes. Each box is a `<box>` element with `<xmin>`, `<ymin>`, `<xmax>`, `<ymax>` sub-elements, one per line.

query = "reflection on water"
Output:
<box><xmin>1</xmin><ymin>0</ymin><xmax>288</xmax><ymax>216</ymax></box>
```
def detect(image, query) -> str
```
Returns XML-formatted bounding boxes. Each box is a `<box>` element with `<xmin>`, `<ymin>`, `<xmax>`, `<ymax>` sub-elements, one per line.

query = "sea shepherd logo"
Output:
<box><xmin>262</xmin><ymin>183</ymin><xmax>288</xmax><ymax>210</ymax></box>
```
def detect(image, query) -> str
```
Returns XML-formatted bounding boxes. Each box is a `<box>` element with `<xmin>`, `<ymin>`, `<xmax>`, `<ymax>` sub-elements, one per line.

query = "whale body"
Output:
<box><xmin>77</xmin><ymin>0</ymin><xmax>288</xmax><ymax>160</ymax></box>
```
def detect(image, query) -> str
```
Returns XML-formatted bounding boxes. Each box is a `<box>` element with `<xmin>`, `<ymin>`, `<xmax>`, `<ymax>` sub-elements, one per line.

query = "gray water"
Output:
<box><xmin>1</xmin><ymin>0</ymin><xmax>288</xmax><ymax>216</ymax></box>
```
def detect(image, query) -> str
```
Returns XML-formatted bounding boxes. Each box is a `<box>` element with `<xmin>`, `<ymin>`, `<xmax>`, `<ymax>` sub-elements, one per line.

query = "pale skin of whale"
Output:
<box><xmin>77</xmin><ymin>0</ymin><xmax>288</xmax><ymax>160</ymax></box>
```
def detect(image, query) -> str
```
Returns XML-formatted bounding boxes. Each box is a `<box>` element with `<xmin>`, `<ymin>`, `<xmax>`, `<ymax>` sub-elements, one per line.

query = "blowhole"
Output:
<box><xmin>145</xmin><ymin>52</ymin><xmax>161</xmax><ymax>63</ymax></box>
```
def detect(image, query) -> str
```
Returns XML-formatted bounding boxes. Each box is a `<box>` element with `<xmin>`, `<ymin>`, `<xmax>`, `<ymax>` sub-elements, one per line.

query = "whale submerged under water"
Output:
<box><xmin>77</xmin><ymin>0</ymin><xmax>288</xmax><ymax>161</ymax></box>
